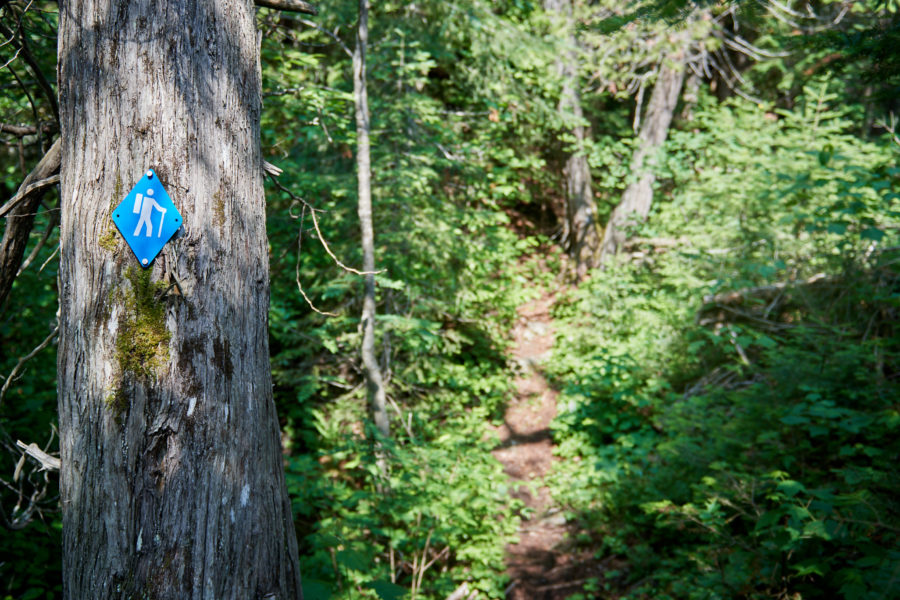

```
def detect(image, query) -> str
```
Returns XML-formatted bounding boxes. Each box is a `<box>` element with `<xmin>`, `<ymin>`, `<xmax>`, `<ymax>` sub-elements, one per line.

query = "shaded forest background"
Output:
<box><xmin>1</xmin><ymin>0</ymin><xmax>899</xmax><ymax>598</ymax></box>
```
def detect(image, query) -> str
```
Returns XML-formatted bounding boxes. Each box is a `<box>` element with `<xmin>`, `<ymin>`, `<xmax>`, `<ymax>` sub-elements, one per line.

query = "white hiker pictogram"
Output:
<box><xmin>132</xmin><ymin>188</ymin><xmax>167</xmax><ymax>238</ymax></box>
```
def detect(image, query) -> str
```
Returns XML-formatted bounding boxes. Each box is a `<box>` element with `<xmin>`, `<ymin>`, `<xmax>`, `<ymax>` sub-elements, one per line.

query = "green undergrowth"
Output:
<box><xmin>549</xmin><ymin>266</ymin><xmax>900</xmax><ymax>599</ymax></box>
<box><xmin>546</xmin><ymin>90</ymin><xmax>900</xmax><ymax>599</ymax></box>
<box><xmin>259</xmin><ymin>6</ymin><xmax>550</xmax><ymax>596</ymax></box>
<box><xmin>290</xmin><ymin>408</ymin><xmax>521</xmax><ymax>600</ymax></box>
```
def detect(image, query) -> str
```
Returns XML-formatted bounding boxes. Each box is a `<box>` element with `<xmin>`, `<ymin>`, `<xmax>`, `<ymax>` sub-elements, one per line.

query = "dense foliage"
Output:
<box><xmin>1</xmin><ymin>1</ymin><xmax>898</xmax><ymax>599</ymax></box>
<box><xmin>548</xmin><ymin>85</ymin><xmax>900</xmax><ymax>599</ymax></box>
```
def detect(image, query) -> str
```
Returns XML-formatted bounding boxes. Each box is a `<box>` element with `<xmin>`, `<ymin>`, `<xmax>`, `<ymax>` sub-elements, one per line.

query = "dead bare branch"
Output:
<box><xmin>267</xmin><ymin>169</ymin><xmax>383</xmax><ymax>276</ymax></box>
<box><xmin>0</xmin><ymin>172</ymin><xmax>58</xmax><ymax>218</ymax></box>
<box><xmin>0</xmin><ymin>16</ymin><xmax>58</xmax><ymax>124</ymax></box>
<box><xmin>293</xmin><ymin>203</ymin><xmax>339</xmax><ymax>317</ymax></box>
<box><xmin>702</xmin><ymin>273</ymin><xmax>828</xmax><ymax>307</ymax></box>
<box><xmin>0</xmin><ymin>138</ymin><xmax>59</xmax><ymax>308</ymax></box>
<box><xmin>875</xmin><ymin>113</ymin><xmax>900</xmax><ymax>148</ymax></box>
<box><xmin>15</xmin><ymin>440</ymin><xmax>60</xmax><ymax>471</ymax></box>
<box><xmin>255</xmin><ymin>0</ymin><xmax>318</xmax><ymax>16</ymax></box>
<box><xmin>17</xmin><ymin>205</ymin><xmax>58</xmax><ymax>274</ymax></box>
<box><xmin>0</xmin><ymin>324</ymin><xmax>58</xmax><ymax>406</ymax></box>
<box><xmin>297</xmin><ymin>18</ymin><xmax>352</xmax><ymax>57</ymax></box>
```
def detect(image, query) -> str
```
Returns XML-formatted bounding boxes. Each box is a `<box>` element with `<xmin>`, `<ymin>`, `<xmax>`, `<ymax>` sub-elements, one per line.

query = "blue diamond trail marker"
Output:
<box><xmin>112</xmin><ymin>169</ymin><xmax>182</xmax><ymax>267</ymax></box>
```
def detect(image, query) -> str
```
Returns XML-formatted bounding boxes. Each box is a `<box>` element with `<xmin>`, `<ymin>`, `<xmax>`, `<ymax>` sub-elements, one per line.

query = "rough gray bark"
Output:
<box><xmin>0</xmin><ymin>139</ymin><xmax>59</xmax><ymax>309</ymax></box>
<box><xmin>600</xmin><ymin>57</ymin><xmax>685</xmax><ymax>262</ymax></box>
<box><xmin>353</xmin><ymin>0</ymin><xmax>389</xmax><ymax>439</ymax></box>
<box><xmin>545</xmin><ymin>0</ymin><xmax>599</xmax><ymax>280</ymax></box>
<box><xmin>56</xmin><ymin>2</ymin><xmax>302</xmax><ymax>598</ymax></box>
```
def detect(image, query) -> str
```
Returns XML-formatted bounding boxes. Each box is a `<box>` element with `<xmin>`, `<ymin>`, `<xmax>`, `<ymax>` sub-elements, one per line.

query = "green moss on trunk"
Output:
<box><xmin>213</xmin><ymin>188</ymin><xmax>225</xmax><ymax>229</ymax></box>
<box><xmin>99</xmin><ymin>174</ymin><xmax>124</xmax><ymax>251</ymax></box>
<box><xmin>106</xmin><ymin>268</ymin><xmax>171</xmax><ymax>420</ymax></box>
<box><xmin>115</xmin><ymin>267</ymin><xmax>171</xmax><ymax>378</ymax></box>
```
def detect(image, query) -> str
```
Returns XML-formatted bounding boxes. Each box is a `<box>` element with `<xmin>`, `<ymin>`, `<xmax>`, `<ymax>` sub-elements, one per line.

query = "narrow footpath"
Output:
<box><xmin>491</xmin><ymin>290</ymin><xmax>589</xmax><ymax>599</ymax></box>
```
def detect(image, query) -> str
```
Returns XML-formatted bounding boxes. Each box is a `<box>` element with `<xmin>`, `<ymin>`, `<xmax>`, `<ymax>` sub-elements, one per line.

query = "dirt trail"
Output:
<box><xmin>491</xmin><ymin>291</ymin><xmax>590</xmax><ymax>599</ymax></box>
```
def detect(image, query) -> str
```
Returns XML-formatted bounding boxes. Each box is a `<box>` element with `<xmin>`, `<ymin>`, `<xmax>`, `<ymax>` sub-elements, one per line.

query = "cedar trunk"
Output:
<box><xmin>600</xmin><ymin>58</ymin><xmax>685</xmax><ymax>261</ymax></box>
<box><xmin>56</xmin><ymin>2</ymin><xmax>302</xmax><ymax>598</ymax></box>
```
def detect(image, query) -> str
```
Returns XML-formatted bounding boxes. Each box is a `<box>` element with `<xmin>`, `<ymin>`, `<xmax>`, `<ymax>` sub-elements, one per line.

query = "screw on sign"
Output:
<box><xmin>112</xmin><ymin>169</ymin><xmax>183</xmax><ymax>267</ymax></box>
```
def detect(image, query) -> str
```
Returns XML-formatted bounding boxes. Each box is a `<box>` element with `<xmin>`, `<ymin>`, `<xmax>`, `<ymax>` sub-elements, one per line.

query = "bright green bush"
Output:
<box><xmin>547</xmin><ymin>90</ymin><xmax>900</xmax><ymax>599</ymax></box>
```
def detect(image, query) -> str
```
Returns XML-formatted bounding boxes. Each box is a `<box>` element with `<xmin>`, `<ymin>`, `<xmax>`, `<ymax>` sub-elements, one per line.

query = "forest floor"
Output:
<box><xmin>491</xmin><ymin>286</ymin><xmax>604</xmax><ymax>599</ymax></box>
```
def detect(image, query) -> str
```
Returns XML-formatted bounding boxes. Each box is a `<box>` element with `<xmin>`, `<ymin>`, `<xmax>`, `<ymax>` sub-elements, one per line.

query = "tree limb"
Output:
<box><xmin>17</xmin><ymin>203</ymin><xmax>58</xmax><ymax>274</ymax></box>
<box><xmin>0</xmin><ymin>138</ymin><xmax>59</xmax><ymax>308</ymax></box>
<box><xmin>297</xmin><ymin>18</ymin><xmax>352</xmax><ymax>57</ymax></box>
<box><xmin>0</xmin><ymin>122</ymin><xmax>55</xmax><ymax>136</ymax></box>
<box><xmin>701</xmin><ymin>273</ymin><xmax>828</xmax><ymax>307</ymax></box>
<box><xmin>255</xmin><ymin>0</ymin><xmax>318</xmax><ymax>15</ymax></box>
<box><xmin>0</xmin><ymin>18</ymin><xmax>59</xmax><ymax>124</ymax></box>
<box><xmin>15</xmin><ymin>439</ymin><xmax>60</xmax><ymax>471</ymax></box>
<box><xmin>0</xmin><ymin>172</ymin><xmax>58</xmax><ymax>218</ymax></box>
<box><xmin>268</xmin><ymin>171</ymin><xmax>383</xmax><ymax>276</ymax></box>
<box><xmin>0</xmin><ymin>324</ymin><xmax>58</xmax><ymax>406</ymax></box>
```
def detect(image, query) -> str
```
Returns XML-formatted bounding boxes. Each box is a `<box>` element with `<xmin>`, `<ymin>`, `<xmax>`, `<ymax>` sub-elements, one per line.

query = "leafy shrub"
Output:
<box><xmin>547</xmin><ymin>90</ymin><xmax>900</xmax><ymax>599</ymax></box>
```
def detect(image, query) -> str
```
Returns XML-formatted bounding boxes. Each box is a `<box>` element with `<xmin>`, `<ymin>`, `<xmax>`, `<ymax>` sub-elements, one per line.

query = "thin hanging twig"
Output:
<box><xmin>293</xmin><ymin>203</ymin><xmax>338</xmax><ymax>317</ymax></box>
<box><xmin>268</xmin><ymin>171</ymin><xmax>383</xmax><ymax>276</ymax></box>
<box><xmin>297</xmin><ymin>18</ymin><xmax>352</xmax><ymax>57</ymax></box>
<box><xmin>17</xmin><ymin>206</ymin><xmax>58</xmax><ymax>275</ymax></box>
<box><xmin>38</xmin><ymin>242</ymin><xmax>59</xmax><ymax>272</ymax></box>
<box><xmin>0</xmin><ymin>324</ymin><xmax>58</xmax><ymax>406</ymax></box>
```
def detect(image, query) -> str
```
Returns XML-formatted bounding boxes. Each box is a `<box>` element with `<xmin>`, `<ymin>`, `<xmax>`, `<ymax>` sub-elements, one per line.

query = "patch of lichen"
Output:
<box><xmin>115</xmin><ymin>267</ymin><xmax>171</xmax><ymax>379</ymax></box>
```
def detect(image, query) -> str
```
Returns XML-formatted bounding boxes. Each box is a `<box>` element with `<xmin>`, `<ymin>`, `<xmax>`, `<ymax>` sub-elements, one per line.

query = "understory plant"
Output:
<box><xmin>547</xmin><ymin>89</ymin><xmax>900</xmax><ymax>599</ymax></box>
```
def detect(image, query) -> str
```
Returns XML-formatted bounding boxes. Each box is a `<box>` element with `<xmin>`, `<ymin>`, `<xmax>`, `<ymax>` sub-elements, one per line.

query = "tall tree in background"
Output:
<box><xmin>354</xmin><ymin>0</ymin><xmax>390</xmax><ymax>438</ymax></box>
<box><xmin>600</xmin><ymin>52</ymin><xmax>685</xmax><ymax>261</ymax></box>
<box><xmin>56</xmin><ymin>1</ymin><xmax>302</xmax><ymax>597</ymax></box>
<box><xmin>593</xmin><ymin>4</ymin><xmax>799</xmax><ymax>261</ymax></box>
<box><xmin>546</xmin><ymin>0</ymin><xmax>600</xmax><ymax>279</ymax></box>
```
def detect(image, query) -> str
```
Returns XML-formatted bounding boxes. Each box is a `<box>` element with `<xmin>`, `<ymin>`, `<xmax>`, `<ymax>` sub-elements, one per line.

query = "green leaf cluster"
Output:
<box><xmin>546</xmin><ymin>86</ymin><xmax>900</xmax><ymax>599</ymax></box>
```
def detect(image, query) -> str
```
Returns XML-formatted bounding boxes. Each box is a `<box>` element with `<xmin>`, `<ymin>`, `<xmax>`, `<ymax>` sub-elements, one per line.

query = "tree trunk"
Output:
<box><xmin>600</xmin><ymin>57</ymin><xmax>685</xmax><ymax>262</ymax></box>
<box><xmin>354</xmin><ymin>0</ymin><xmax>390</xmax><ymax>439</ymax></box>
<box><xmin>56</xmin><ymin>2</ymin><xmax>302</xmax><ymax>598</ymax></box>
<box><xmin>546</xmin><ymin>0</ymin><xmax>599</xmax><ymax>280</ymax></box>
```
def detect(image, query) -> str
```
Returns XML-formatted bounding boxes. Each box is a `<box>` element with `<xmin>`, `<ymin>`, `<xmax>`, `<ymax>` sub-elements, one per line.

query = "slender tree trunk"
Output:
<box><xmin>600</xmin><ymin>57</ymin><xmax>685</xmax><ymax>262</ymax></box>
<box><xmin>354</xmin><ymin>0</ymin><xmax>389</xmax><ymax>438</ymax></box>
<box><xmin>56</xmin><ymin>2</ymin><xmax>302</xmax><ymax>598</ymax></box>
<box><xmin>546</xmin><ymin>0</ymin><xmax>599</xmax><ymax>280</ymax></box>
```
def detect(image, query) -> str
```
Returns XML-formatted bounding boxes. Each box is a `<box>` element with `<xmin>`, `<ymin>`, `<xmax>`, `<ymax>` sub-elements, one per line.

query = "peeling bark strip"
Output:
<box><xmin>600</xmin><ymin>57</ymin><xmax>685</xmax><ymax>262</ymax></box>
<box><xmin>57</xmin><ymin>2</ymin><xmax>302</xmax><ymax>599</ymax></box>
